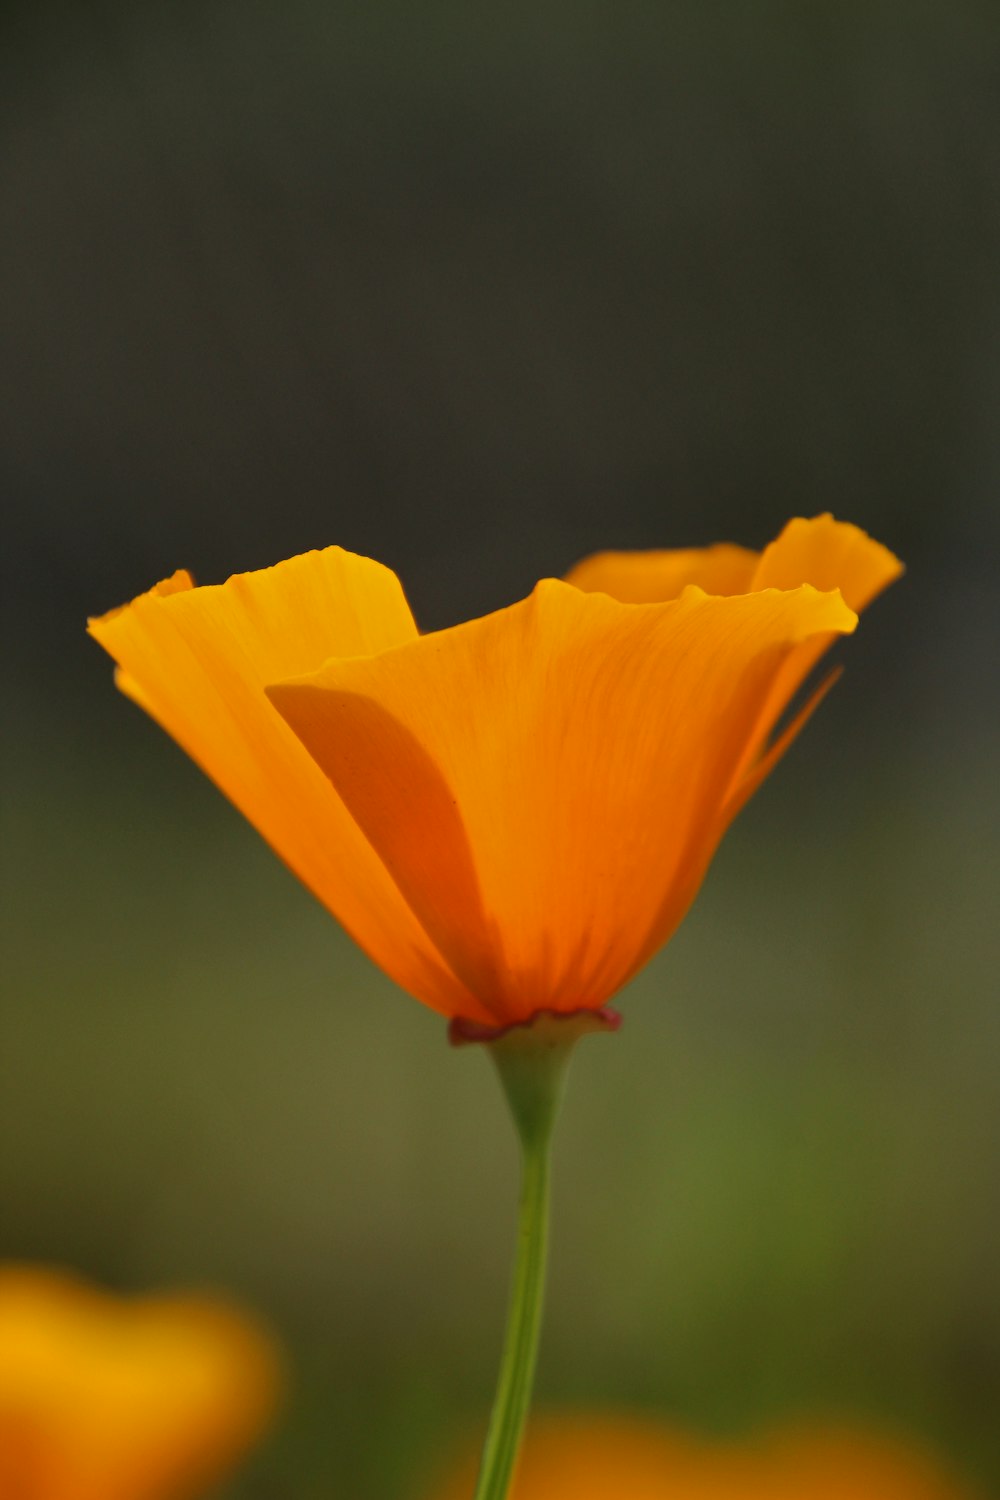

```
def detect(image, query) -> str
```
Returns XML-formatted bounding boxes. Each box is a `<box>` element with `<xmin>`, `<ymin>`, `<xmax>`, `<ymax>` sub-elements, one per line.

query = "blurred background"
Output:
<box><xmin>2</xmin><ymin>1</ymin><xmax>998</xmax><ymax>1495</ymax></box>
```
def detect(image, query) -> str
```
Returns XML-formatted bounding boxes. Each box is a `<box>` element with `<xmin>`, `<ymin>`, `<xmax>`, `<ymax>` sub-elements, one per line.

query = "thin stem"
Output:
<box><xmin>471</xmin><ymin>1110</ymin><xmax>553</xmax><ymax>1500</ymax></box>
<box><xmin>456</xmin><ymin>1009</ymin><xmax>618</xmax><ymax>1500</ymax></box>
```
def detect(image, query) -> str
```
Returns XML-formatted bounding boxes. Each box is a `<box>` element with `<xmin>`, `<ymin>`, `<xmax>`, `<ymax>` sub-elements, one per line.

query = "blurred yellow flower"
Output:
<box><xmin>430</xmin><ymin>1414</ymin><xmax>980</xmax><ymax>1500</ymax></box>
<box><xmin>0</xmin><ymin>1265</ymin><xmax>282</xmax><ymax>1500</ymax></box>
<box><xmin>89</xmin><ymin>514</ymin><xmax>900</xmax><ymax>1034</ymax></box>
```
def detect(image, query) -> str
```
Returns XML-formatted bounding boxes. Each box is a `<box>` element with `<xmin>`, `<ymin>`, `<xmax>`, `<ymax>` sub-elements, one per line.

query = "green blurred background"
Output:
<box><xmin>2</xmin><ymin>2</ymin><xmax>998</xmax><ymax>1495</ymax></box>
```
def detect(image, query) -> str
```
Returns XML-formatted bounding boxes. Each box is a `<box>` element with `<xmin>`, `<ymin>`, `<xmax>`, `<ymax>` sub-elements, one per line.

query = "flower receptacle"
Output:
<box><xmin>450</xmin><ymin>1007</ymin><xmax>620</xmax><ymax>1147</ymax></box>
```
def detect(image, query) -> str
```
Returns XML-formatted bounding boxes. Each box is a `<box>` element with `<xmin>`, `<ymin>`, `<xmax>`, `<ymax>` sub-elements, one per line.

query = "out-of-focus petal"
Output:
<box><xmin>88</xmin><ymin>548</ymin><xmax>481</xmax><ymax>1022</ymax></box>
<box><xmin>431</xmin><ymin>1416</ymin><xmax>704</xmax><ymax>1500</ymax></box>
<box><xmin>269</xmin><ymin>579</ymin><xmax>856</xmax><ymax>1025</ymax></box>
<box><xmin>760</xmin><ymin>1426</ymin><xmax>981</xmax><ymax>1499</ymax></box>
<box><xmin>0</xmin><ymin>1266</ymin><xmax>282</xmax><ymax>1500</ymax></box>
<box><xmin>565</xmin><ymin>543</ymin><xmax>759</xmax><ymax>602</ymax></box>
<box><xmin>428</xmin><ymin>1416</ymin><xmax>979</xmax><ymax>1500</ymax></box>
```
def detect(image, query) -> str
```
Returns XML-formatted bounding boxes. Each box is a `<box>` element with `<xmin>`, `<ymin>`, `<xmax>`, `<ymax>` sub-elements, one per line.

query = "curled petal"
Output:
<box><xmin>730</xmin><ymin>514</ymin><xmax>904</xmax><ymax>787</ymax></box>
<box><xmin>566</xmin><ymin>543</ymin><xmax>758</xmax><ymax>602</ymax></box>
<box><xmin>565</xmin><ymin>514</ymin><xmax>902</xmax><ymax>613</ymax></box>
<box><xmin>88</xmin><ymin>548</ymin><xmax>482</xmax><ymax>1021</ymax></box>
<box><xmin>750</xmin><ymin>512</ymin><xmax>904</xmax><ymax>610</ymax></box>
<box><xmin>567</xmin><ymin>515</ymin><xmax>904</xmax><ymax>806</ymax></box>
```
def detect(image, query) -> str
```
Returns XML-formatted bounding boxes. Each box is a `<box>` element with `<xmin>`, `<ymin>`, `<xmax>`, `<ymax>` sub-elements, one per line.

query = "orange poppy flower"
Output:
<box><xmin>429</xmin><ymin>1414</ymin><xmax>979</xmax><ymax>1500</ymax></box>
<box><xmin>89</xmin><ymin>515</ymin><xmax>901</xmax><ymax>1033</ymax></box>
<box><xmin>0</xmin><ymin>1265</ymin><xmax>282</xmax><ymax>1500</ymax></box>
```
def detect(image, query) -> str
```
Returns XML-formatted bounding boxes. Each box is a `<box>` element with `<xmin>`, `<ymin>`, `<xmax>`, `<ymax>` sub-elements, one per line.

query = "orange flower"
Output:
<box><xmin>89</xmin><ymin>515</ymin><xmax>900</xmax><ymax>1032</ymax></box>
<box><xmin>429</xmin><ymin>1415</ymin><xmax>979</xmax><ymax>1500</ymax></box>
<box><xmin>0</xmin><ymin>1265</ymin><xmax>281</xmax><ymax>1500</ymax></box>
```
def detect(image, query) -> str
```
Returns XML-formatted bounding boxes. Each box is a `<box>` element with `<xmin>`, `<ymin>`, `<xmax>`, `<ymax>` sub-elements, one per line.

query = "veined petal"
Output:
<box><xmin>565</xmin><ymin>542</ymin><xmax>758</xmax><ymax>602</ymax></box>
<box><xmin>88</xmin><ymin>548</ymin><xmax>482</xmax><ymax>1022</ymax></box>
<box><xmin>269</xmin><ymin>579</ymin><xmax>856</xmax><ymax>1024</ymax></box>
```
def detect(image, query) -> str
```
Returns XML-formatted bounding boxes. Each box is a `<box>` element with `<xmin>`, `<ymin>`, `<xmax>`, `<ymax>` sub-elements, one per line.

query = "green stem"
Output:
<box><xmin>455</xmin><ymin>1008</ymin><xmax>617</xmax><ymax>1500</ymax></box>
<box><xmin>469</xmin><ymin>1020</ymin><xmax>583</xmax><ymax>1500</ymax></box>
<box><xmin>472</xmin><ymin>1103</ymin><xmax>554</xmax><ymax>1500</ymax></box>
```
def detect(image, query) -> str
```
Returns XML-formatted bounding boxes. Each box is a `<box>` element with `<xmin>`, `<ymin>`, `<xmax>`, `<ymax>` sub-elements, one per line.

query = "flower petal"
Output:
<box><xmin>566</xmin><ymin>519</ymin><xmax>904</xmax><ymax>932</ymax></box>
<box><xmin>269</xmin><ymin>579</ymin><xmax>856</xmax><ymax>1024</ymax></box>
<box><xmin>728</xmin><ymin>514</ymin><xmax>905</xmax><ymax>789</ymax></box>
<box><xmin>565</xmin><ymin>542</ymin><xmax>758</xmax><ymax>602</ymax></box>
<box><xmin>750</xmin><ymin>512</ymin><xmax>904</xmax><ymax>609</ymax></box>
<box><xmin>431</xmin><ymin>1416</ymin><xmax>703</xmax><ymax>1500</ymax></box>
<box><xmin>646</xmin><ymin>666</ymin><xmax>845</xmax><ymax>970</ymax></box>
<box><xmin>89</xmin><ymin>548</ymin><xmax>481</xmax><ymax>1021</ymax></box>
<box><xmin>430</xmin><ymin>1416</ymin><xmax>977</xmax><ymax>1500</ymax></box>
<box><xmin>0</xmin><ymin>1266</ymin><xmax>281</xmax><ymax>1500</ymax></box>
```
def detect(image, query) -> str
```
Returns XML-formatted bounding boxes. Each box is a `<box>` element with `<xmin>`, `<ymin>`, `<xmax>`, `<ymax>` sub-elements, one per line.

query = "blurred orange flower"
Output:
<box><xmin>90</xmin><ymin>514</ymin><xmax>900</xmax><ymax>1032</ymax></box>
<box><xmin>0</xmin><ymin>1265</ymin><xmax>282</xmax><ymax>1500</ymax></box>
<box><xmin>430</xmin><ymin>1414</ymin><xmax>979</xmax><ymax>1500</ymax></box>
